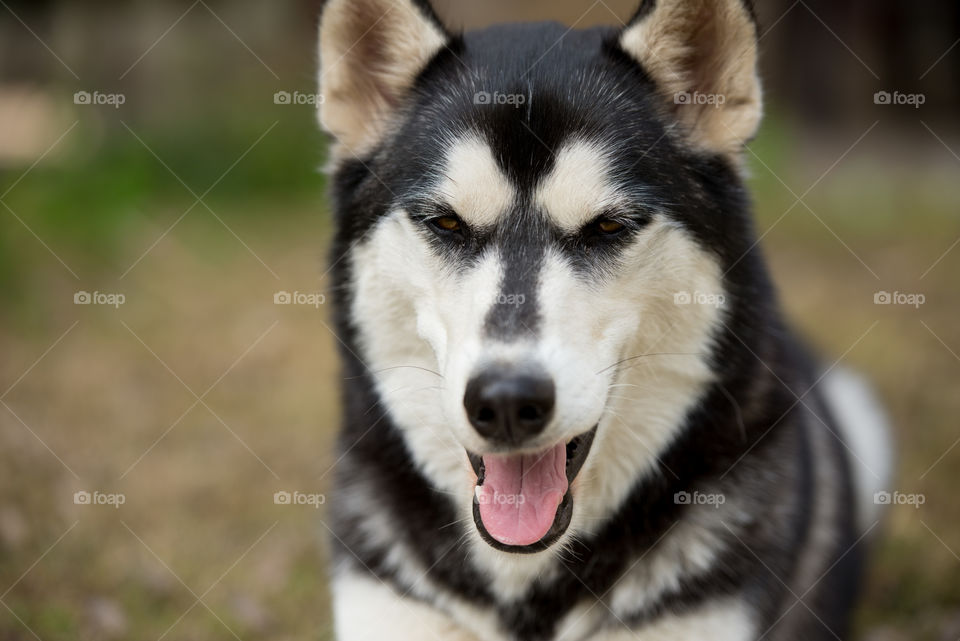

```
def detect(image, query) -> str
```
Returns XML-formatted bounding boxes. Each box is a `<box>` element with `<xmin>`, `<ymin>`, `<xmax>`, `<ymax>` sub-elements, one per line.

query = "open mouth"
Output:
<box><xmin>467</xmin><ymin>426</ymin><xmax>597</xmax><ymax>553</ymax></box>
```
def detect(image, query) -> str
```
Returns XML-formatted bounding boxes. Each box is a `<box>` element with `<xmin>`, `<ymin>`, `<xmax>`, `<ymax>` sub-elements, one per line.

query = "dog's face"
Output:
<box><xmin>320</xmin><ymin>0</ymin><xmax>762</xmax><ymax>553</ymax></box>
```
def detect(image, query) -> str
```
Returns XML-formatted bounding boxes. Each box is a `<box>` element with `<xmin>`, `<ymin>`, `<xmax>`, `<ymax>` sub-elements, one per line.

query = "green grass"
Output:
<box><xmin>0</xmin><ymin>104</ymin><xmax>328</xmax><ymax>305</ymax></box>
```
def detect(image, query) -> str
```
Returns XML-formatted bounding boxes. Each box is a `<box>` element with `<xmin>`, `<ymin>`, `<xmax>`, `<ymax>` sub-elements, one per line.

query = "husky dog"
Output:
<box><xmin>316</xmin><ymin>0</ymin><xmax>891</xmax><ymax>639</ymax></box>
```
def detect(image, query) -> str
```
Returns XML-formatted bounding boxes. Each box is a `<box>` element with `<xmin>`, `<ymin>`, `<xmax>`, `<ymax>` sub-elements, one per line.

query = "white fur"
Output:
<box><xmin>558</xmin><ymin>222</ymin><xmax>725</xmax><ymax>536</ymax></box>
<box><xmin>334</xmin><ymin>482</ymin><xmax>504</xmax><ymax>638</ymax></box>
<box><xmin>608</xmin><ymin>498</ymin><xmax>742</xmax><ymax>620</ymax></box>
<box><xmin>349</xmin><ymin>212</ymin><xmax>496</xmax><ymax>495</ymax></box>
<box><xmin>535</xmin><ymin>140</ymin><xmax>628</xmax><ymax>232</ymax></box>
<box><xmin>597</xmin><ymin>599</ymin><xmax>756</xmax><ymax>641</ymax></box>
<box><xmin>554</xmin><ymin>602</ymin><xmax>606</xmax><ymax>641</ymax></box>
<box><xmin>437</xmin><ymin>135</ymin><xmax>516</xmax><ymax>228</ymax></box>
<box><xmin>820</xmin><ymin>368</ymin><xmax>893</xmax><ymax>531</ymax></box>
<box><xmin>334</xmin><ymin>571</ymin><xmax>756</xmax><ymax>641</ymax></box>
<box><xmin>333</xmin><ymin>573</ymin><xmax>485</xmax><ymax>641</ymax></box>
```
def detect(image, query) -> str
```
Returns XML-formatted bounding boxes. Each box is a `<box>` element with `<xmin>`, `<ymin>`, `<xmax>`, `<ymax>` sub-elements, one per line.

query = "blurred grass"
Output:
<box><xmin>1</xmin><ymin>92</ymin><xmax>959</xmax><ymax>641</ymax></box>
<box><xmin>0</xmin><ymin>102</ymin><xmax>328</xmax><ymax>311</ymax></box>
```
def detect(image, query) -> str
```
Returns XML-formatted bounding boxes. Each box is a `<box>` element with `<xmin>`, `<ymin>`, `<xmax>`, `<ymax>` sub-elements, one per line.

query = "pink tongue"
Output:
<box><xmin>477</xmin><ymin>443</ymin><xmax>568</xmax><ymax>546</ymax></box>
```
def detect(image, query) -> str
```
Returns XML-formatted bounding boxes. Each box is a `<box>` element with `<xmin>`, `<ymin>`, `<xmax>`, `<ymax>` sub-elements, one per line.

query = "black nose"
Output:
<box><xmin>464</xmin><ymin>367</ymin><xmax>555</xmax><ymax>445</ymax></box>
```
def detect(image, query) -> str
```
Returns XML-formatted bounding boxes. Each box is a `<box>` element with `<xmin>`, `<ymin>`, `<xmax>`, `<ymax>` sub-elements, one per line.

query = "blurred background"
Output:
<box><xmin>0</xmin><ymin>1</ymin><xmax>957</xmax><ymax>639</ymax></box>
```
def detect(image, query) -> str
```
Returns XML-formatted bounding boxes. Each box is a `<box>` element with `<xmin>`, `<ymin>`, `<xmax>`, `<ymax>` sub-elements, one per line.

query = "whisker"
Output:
<box><xmin>596</xmin><ymin>352</ymin><xmax>700</xmax><ymax>376</ymax></box>
<box><xmin>379</xmin><ymin>364</ymin><xmax>444</xmax><ymax>378</ymax></box>
<box><xmin>606</xmin><ymin>394</ymin><xmax>657</xmax><ymax>403</ymax></box>
<box><xmin>347</xmin><ymin>364</ymin><xmax>444</xmax><ymax>380</ymax></box>
<box><xmin>439</xmin><ymin>516</ymin><xmax>471</xmax><ymax>530</ymax></box>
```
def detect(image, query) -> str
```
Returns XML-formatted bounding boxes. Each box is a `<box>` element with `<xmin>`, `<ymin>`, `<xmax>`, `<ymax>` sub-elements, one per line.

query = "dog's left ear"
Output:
<box><xmin>619</xmin><ymin>0</ymin><xmax>762</xmax><ymax>156</ymax></box>
<box><xmin>318</xmin><ymin>0</ymin><xmax>450</xmax><ymax>155</ymax></box>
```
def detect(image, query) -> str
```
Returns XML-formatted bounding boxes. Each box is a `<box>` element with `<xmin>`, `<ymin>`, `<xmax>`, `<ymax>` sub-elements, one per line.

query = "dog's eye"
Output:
<box><xmin>586</xmin><ymin>217</ymin><xmax>628</xmax><ymax>238</ymax></box>
<box><xmin>596</xmin><ymin>219</ymin><xmax>625</xmax><ymax>234</ymax></box>
<box><xmin>434</xmin><ymin>216</ymin><xmax>461</xmax><ymax>231</ymax></box>
<box><xmin>429</xmin><ymin>214</ymin><xmax>464</xmax><ymax>235</ymax></box>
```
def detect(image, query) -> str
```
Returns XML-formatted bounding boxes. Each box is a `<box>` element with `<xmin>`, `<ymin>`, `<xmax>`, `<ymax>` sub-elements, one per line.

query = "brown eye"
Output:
<box><xmin>597</xmin><ymin>219</ymin><xmax>625</xmax><ymax>234</ymax></box>
<box><xmin>431</xmin><ymin>215</ymin><xmax>462</xmax><ymax>233</ymax></box>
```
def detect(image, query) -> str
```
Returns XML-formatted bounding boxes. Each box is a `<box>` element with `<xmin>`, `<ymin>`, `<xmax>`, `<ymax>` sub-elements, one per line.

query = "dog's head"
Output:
<box><xmin>319</xmin><ymin>0</ymin><xmax>763</xmax><ymax>554</ymax></box>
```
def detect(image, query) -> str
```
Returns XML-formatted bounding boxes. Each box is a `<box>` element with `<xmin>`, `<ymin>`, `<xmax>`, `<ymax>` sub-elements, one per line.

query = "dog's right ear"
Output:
<box><xmin>318</xmin><ymin>0</ymin><xmax>450</xmax><ymax>155</ymax></box>
<box><xmin>618</xmin><ymin>0</ymin><xmax>762</xmax><ymax>157</ymax></box>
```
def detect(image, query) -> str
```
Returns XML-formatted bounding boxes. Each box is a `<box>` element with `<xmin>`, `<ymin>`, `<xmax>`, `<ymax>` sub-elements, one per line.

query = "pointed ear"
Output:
<box><xmin>619</xmin><ymin>0</ymin><xmax>762</xmax><ymax>157</ymax></box>
<box><xmin>318</xmin><ymin>0</ymin><xmax>450</xmax><ymax>155</ymax></box>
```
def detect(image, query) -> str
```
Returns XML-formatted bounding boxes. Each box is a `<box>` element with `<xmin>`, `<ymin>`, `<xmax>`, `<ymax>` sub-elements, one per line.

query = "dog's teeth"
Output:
<box><xmin>475</xmin><ymin>485</ymin><xmax>482</xmax><ymax>501</ymax></box>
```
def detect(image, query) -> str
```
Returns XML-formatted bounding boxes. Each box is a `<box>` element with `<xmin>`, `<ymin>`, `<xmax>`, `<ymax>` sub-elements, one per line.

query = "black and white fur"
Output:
<box><xmin>316</xmin><ymin>1</ymin><xmax>892</xmax><ymax>639</ymax></box>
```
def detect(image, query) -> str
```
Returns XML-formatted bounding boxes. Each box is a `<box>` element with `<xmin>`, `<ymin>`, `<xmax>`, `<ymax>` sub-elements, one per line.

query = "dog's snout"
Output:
<box><xmin>464</xmin><ymin>367</ymin><xmax>555</xmax><ymax>445</ymax></box>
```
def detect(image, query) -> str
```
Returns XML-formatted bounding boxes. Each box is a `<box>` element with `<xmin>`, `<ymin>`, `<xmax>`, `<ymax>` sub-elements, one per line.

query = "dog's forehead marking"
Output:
<box><xmin>535</xmin><ymin>139</ymin><xmax>625</xmax><ymax>232</ymax></box>
<box><xmin>436</xmin><ymin>135</ymin><xmax>515</xmax><ymax>227</ymax></box>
